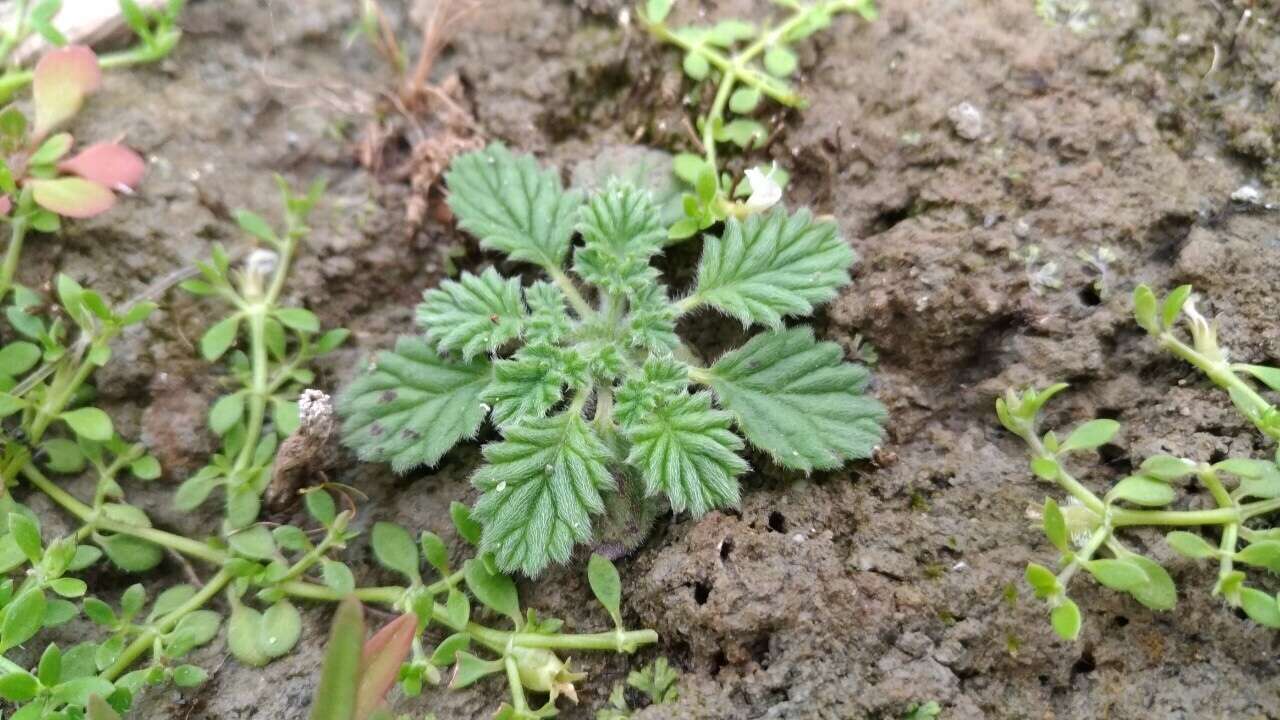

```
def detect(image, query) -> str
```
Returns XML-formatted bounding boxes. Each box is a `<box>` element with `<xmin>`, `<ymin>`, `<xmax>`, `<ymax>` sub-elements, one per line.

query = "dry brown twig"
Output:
<box><xmin>354</xmin><ymin>0</ymin><xmax>486</xmax><ymax>235</ymax></box>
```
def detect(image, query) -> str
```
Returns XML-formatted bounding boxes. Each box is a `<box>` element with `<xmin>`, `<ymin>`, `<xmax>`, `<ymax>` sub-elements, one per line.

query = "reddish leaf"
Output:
<box><xmin>309</xmin><ymin>597</ymin><xmax>364</xmax><ymax>720</ymax></box>
<box><xmin>59</xmin><ymin>143</ymin><xmax>145</xmax><ymax>191</ymax></box>
<box><xmin>30</xmin><ymin>177</ymin><xmax>114</xmax><ymax>218</ymax></box>
<box><xmin>0</xmin><ymin>196</ymin><xmax>12</xmax><ymax>216</ymax></box>
<box><xmin>355</xmin><ymin>613</ymin><xmax>417</xmax><ymax>720</ymax></box>
<box><xmin>33</xmin><ymin>46</ymin><xmax>102</xmax><ymax>137</ymax></box>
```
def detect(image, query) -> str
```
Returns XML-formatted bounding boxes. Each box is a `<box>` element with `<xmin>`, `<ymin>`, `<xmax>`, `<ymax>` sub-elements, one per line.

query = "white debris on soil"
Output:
<box><xmin>1231</xmin><ymin>184</ymin><xmax>1263</xmax><ymax>204</ymax></box>
<box><xmin>947</xmin><ymin>101</ymin><xmax>984</xmax><ymax>140</ymax></box>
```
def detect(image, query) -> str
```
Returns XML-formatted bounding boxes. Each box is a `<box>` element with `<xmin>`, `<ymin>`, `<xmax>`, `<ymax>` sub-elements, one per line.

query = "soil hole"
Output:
<box><xmin>1098</xmin><ymin>443</ymin><xmax>1130</xmax><ymax>473</ymax></box>
<box><xmin>1071</xmin><ymin>649</ymin><xmax>1096</xmax><ymax>677</ymax></box>
<box><xmin>1113</xmin><ymin>616</ymin><xmax>1129</xmax><ymax>628</ymax></box>
<box><xmin>767</xmin><ymin>511</ymin><xmax>787</xmax><ymax>533</ymax></box>
<box><xmin>1078</xmin><ymin>285</ymin><xmax>1102</xmax><ymax>307</ymax></box>
<box><xmin>719</xmin><ymin>537</ymin><xmax>734</xmax><ymax>561</ymax></box>
<box><xmin>694</xmin><ymin>581</ymin><xmax>712</xmax><ymax>605</ymax></box>
<box><xmin>748</xmin><ymin>635</ymin><xmax>772</xmax><ymax>669</ymax></box>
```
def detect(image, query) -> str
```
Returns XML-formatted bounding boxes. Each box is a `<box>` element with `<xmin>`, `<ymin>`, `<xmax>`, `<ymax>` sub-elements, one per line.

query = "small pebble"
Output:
<box><xmin>947</xmin><ymin>102</ymin><xmax>984</xmax><ymax>140</ymax></box>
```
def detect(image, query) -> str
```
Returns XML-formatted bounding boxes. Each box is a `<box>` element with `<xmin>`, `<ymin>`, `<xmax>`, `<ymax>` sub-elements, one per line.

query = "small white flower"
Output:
<box><xmin>743</xmin><ymin>165</ymin><xmax>782</xmax><ymax>213</ymax></box>
<box><xmin>245</xmin><ymin>248</ymin><xmax>279</xmax><ymax>277</ymax></box>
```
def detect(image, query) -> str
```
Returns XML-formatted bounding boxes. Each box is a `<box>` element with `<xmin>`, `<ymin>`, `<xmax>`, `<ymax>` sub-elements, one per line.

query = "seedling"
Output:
<box><xmin>595</xmin><ymin>657</ymin><xmax>678</xmax><ymax>719</ymax></box>
<box><xmin>638</xmin><ymin>0</ymin><xmax>877</xmax><ymax>238</ymax></box>
<box><xmin>339</xmin><ymin>144</ymin><xmax>886</xmax><ymax>576</ymax></box>
<box><xmin>1000</xmin><ymin>285</ymin><xmax>1280</xmax><ymax>639</ymax></box>
<box><xmin>0</xmin><ymin>0</ymin><xmax>184</xmax><ymax>101</ymax></box>
<box><xmin>0</xmin><ymin>44</ymin><xmax>146</xmax><ymax>300</ymax></box>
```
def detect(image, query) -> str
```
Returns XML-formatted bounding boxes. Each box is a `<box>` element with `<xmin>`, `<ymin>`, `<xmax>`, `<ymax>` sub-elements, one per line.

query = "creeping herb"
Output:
<box><xmin>339</xmin><ymin>144</ymin><xmax>886</xmax><ymax>576</ymax></box>
<box><xmin>1001</xmin><ymin>285</ymin><xmax>1280</xmax><ymax>639</ymax></box>
<box><xmin>638</xmin><ymin>0</ymin><xmax>877</xmax><ymax>238</ymax></box>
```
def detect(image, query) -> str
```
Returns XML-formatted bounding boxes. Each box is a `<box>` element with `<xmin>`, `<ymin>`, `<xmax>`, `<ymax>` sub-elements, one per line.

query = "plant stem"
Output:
<box><xmin>102</xmin><ymin>569</ymin><xmax>233</xmax><ymax>681</ymax></box>
<box><xmin>702</xmin><ymin>68</ymin><xmax>736</xmax><ymax>179</ymax></box>
<box><xmin>0</xmin><ymin>215</ymin><xmax>27</xmax><ymax>301</ymax></box>
<box><xmin>1160</xmin><ymin>333</ymin><xmax>1280</xmax><ymax>441</ymax></box>
<box><xmin>1055</xmin><ymin>524</ymin><xmax>1109</xmax><ymax>590</ymax></box>
<box><xmin>549</xmin><ymin>268</ymin><xmax>594</xmax><ymax>319</ymax></box>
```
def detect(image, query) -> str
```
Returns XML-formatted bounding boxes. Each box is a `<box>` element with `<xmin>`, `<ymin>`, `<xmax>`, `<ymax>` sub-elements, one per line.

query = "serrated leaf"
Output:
<box><xmin>416</xmin><ymin>268</ymin><xmax>525</xmax><ymax>360</ymax></box>
<box><xmin>444</xmin><ymin>144</ymin><xmax>582</xmax><ymax>269</ymax></box>
<box><xmin>472</xmin><ymin>413</ymin><xmax>615</xmax><ymax>576</ymax></box>
<box><xmin>572</xmin><ymin>181</ymin><xmax>664</xmax><ymax>295</ymax></box>
<box><xmin>703</xmin><ymin>327</ymin><xmax>885</xmax><ymax>472</ymax></box>
<box><xmin>338</xmin><ymin>335</ymin><xmax>491</xmax><ymax>472</ymax></box>
<box><xmin>624</xmin><ymin>284</ymin><xmax>679</xmax><ymax>353</ymax></box>
<box><xmin>689</xmin><ymin>208</ymin><xmax>854</xmax><ymax>328</ymax></box>
<box><xmin>624</xmin><ymin>391</ymin><xmax>746</xmax><ymax>516</ymax></box>
<box><xmin>482</xmin><ymin>344</ymin><xmax>571</xmax><ymax>428</ymax></box>
<box><xmin>570</xmin><ymin>145</ymin><xmax>685</xmax><ymax>227</ymax></box>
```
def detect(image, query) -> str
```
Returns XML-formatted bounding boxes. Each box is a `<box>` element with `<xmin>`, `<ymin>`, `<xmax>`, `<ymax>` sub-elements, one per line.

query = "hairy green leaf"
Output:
<box><xmin>573</xmin><ymin>181</ymin><xmax>664</xmax><ymax>296</ymax></box>
<box><xmin>339</xmin><ymin>336</ymin><xmax>492</xmax><ymax>472</ymax></box>
<box><xmin>703</xmin><ymin>327</ymin><xmax>885</xmax><ymax>471</ymax></box>
<box><xmin>482</xmin><ymin>344</ymin><xmax>582</xmax><ymax>428</ymax></box>
<box><xmin>445</xmin><ymin>144</ymin><xmax>582</xmax><ymax>269</ymax></box>
<box><xmin>688</xmin><ymin>208</ymin><xmax>853</xmax><ymax>328</ymax></box>
<box><xmin>624</xmin><ymin>391</ymin><xmax>747</xmax><ymax>516</ymax></box>
<box><xmin>472</xmin><ymin>413</ymin><xmax>614</xmax><ymax>576</ymax></box>
<box><xmin>416</xmin><ymin>268</ymin><xmax>526</xmax><ymax>360</ymax></box>
<box><xmin>615</xmin><ymin>356</ymin><xmax>691</xmax><ymax>428</ymax></box>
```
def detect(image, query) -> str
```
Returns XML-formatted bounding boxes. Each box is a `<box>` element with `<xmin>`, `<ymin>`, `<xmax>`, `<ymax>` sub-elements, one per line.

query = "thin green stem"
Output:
<box><xmin>102</xmin><ymin>569</ymin><xmax>233</xmax><ymax>681</ymax></box>
<box><xmin>0</xmin><ymin>216</ymin><xmax>27</xmax><ymax>301</ymax></box>
<box><xmin>0</xmin><ymin>0</ymin><xmax>30</xmax><ymax>68</ymax></box>
<box><xmin>1160</xmin><ymin>333</ymin><xmax>1280</xmax><ymax>441</ymax></box>
<box><xmin>234</xmin><ymin>308</ymin><xmax>270</xmax><ymax>472</ymax></box>
<box><xmin>508</xmin><ymin>628</ymin><xmax>659</xmax><ymax>652</ymax></box>
<box><xmin>702</xmin><ymin>68</ymin><xmax>736</xmax><ymax>178</ymax></box>
<box><xmin>1055</xmin><ymin>525</ymin><xmax>1109</xmax><ymax>590</ymax></box>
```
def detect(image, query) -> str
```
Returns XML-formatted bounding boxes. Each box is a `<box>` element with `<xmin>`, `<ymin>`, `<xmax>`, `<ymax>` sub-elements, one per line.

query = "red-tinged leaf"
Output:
<box><xmin>30</xmin><ymin>177</ymin><xmax>115</xmax><ymax>218</ymax></box>
<box><xmin>355</xmin><ymin>613</ymin><xmax>417</xmax><ymax>720</ymax></box>
<box><xmin>59</xmin><ymin>143</ymin><xmax>145</xmax><ymax>191</ymax></box>
<box><xmin>308</xmin><ymin>597</ymin><xmax>364</xmax><ymax>720</ymax></box>
<box><xmin>33</xmin><ymin>46</ymin><xmax>102</xmax><ymax>137</ymax></box>
<box><xmin>0</xmin><ymin>196</ymin><xmax>12</xmax><ymax>216</ymax></box>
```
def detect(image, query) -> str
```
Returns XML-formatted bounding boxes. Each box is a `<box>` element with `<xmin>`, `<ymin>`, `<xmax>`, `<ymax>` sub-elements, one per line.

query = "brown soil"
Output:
<box><xmin>31</xmin><ymin>0</ymin><xmax>1280</xmax><ymax>718</ymax></box>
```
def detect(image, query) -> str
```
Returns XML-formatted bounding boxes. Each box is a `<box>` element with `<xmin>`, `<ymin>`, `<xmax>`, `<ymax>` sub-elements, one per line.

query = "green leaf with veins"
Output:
<box><xmin>615</xmin><ymin>357</ymin><xmax>691</xmax><ymax>428</ymax></box>
<box><xmin>624</xmin><ymin>392</ymin><xmax>747</xmax><ymax>516</ymax></box>
<box><xmin>472</xmin><ymin>413</ymin><xmax>614</xmax><ymax>576</ymax></box>
<box><xmin>483</xmin><ymin>344</ymin><xmax>581</xmax><ymax>428</ymax></box>
<box><xmin>573</xmin><ymin>181</ymin><xmax>664</xmax><ymax>296</ymax></box>
<box><xmin>523</xmin><ymin>281</ymin><xmax>572</xmax><ymax>344</ymax></box>
<box><xmin>444</xmin><ymin>144</ymin><xmax>582</xmax><ymax>269</ymax></box>
<box><xmin>688</xmin><ymin>208</ymin><xmax>854</xmax><ymax>328</ymax></box>
<box><xmin>416</xmin><ymin>268</ymin><xmax>526</xmax><ymax>360</ymax></box>
<box><xmin>338</xmin><ymin>336</ymin><xmax>491</xmax><ymax>472</ymax></box>
<box><xmin>624</xmin><ymin>285</ymin><xmax>679</xmax><ymax>353</ymax></box>
<box><xmin>704</xmin><ymin>327</ymin><xmax>885</xmax><ymax>471</ymax></box>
